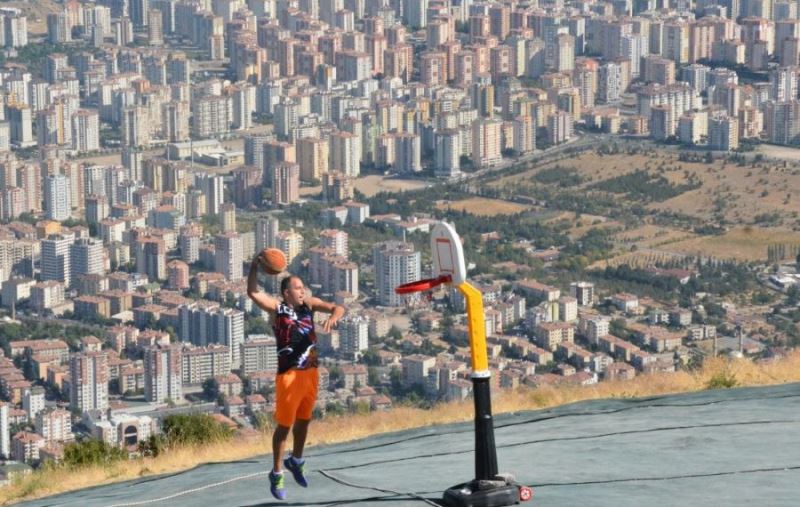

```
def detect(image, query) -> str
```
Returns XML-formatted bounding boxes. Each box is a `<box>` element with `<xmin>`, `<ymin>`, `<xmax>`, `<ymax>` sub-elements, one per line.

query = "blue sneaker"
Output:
<box><xmin>283</xmin><ymin>455</ymin><xmax>308</xmax><ymax>487</ymax></box>
<box><xmin>269</xmin><ymin>470</ymin><xmax>286</xmax><ymax>500</ymax></box>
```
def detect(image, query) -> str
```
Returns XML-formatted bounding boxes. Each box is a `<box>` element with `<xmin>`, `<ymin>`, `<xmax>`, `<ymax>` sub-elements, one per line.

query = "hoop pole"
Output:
<box><xmin>457</xmin><ymin>281</ymin><xmax>488</xmax><ymax>373</ymax></box>
<box><xmin>457</xmin><ymin>280</ymin><xmax>497</xmax><ymax>481</ymax></box>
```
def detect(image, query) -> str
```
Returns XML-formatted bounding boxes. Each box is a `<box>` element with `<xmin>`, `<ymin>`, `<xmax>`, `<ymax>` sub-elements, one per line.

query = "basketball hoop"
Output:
<box><xmin>395</xmin><ymin>274</ymin><xmax>453</xmax><ymax>294</ymax></box>
<box><xmin>397</xmin><ymin>275</ymin><xmax>451</xmax><ymax>306</ymax></box>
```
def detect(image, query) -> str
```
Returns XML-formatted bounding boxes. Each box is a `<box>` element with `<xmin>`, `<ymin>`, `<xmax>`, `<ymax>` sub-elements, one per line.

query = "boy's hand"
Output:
<box><xmin>321</xmin><ymin>315</ymin><xmax>339</xmax><ymax>333</ymax></box>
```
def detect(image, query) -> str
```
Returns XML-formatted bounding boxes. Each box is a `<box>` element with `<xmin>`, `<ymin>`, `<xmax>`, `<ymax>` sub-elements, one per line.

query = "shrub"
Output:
<box><xmin>161</xmin><ymin>413</ymin><xmax>234</xmax><ymax>447</ymax></box>
<box><xmin>63</xmin><ymin>440</ymin><xmax>127</xmax><ymax>468</ymax></box>
<box><xmin>706</xmin><ymin>371</ymin><xmax>737</xmax><ymax>389</ymax></box>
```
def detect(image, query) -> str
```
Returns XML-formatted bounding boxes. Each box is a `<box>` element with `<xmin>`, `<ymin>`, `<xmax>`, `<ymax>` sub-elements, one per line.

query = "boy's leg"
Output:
<box><xmin>272</xmin><ymin>425</ymin><xmax>290</xmax><ymax>472</ymax></box>
<box><xmin>291</xmin><ymin>419</ymin><xmax>310</xmax><ymax>459</ymax></box>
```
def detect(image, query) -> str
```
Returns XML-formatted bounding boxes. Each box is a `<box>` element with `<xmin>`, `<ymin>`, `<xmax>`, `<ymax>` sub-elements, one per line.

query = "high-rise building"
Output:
<box><xmin>179</xmin><ymin>229</ymin><xmax>201</xmax><ymax>263</ymax></box>
<box><xmin>178</xmin><ymin>303</ymin><xmax>244</xmax><ymax>368</ymax></box>
<box><xmin>213</xmin><ymin>202</ymin><xmax>233</xmax><ymax>233</ymax></box>
<box><xmin>70</xmin><ymin>238</ymin><xmax>104</xmax><ymax>286</ymax></box>
<box><xmin>161</xmin><ymin>101</ymin><xmax>190</xmax><ymax>142</ymax></box>
<box><xmin>35</xmin><ymin>408</ymin><xmax>72</xmax><ymax>444</ymax></box>
<box><xmin>198</xmin><ymin>174</ymin><xmax>224</xmax><ymax>215</ymax></box>
<box><xmin>214</xmin><ymin>232</ymin><xmax>243</xmax><ymax>280</ymax></box>
<box><xmin>71</xmin><ymin>110</ymin><xmax>100</xmax><ymax>153</ymax></box>
<box><xmin>69</xmin><ymin>352</ymin><xmax>109</xmax><ymax>413</ymax></box>
<box><xmin>330</xmin><ymin>130</ymin><xmax>361</xmax><ymax>177</ymax></box>
<box><xmin>121</xmin><ymin>106</ymin><xmax>150</xmax><ymax>147</ymax></box>
<box><xmin>274</xmin><ymin>230</ymin><xmax>304</xmax><ymax>265</ymax></box>
<box><xmin>394</xmin><ymin>133</ymin><xmax>422</xmax><ymax>173</ymax></box>
<box><xmin>167</xmin><ymin>259</ymin><xmax>190</xmax><ymax>289</ymax></box>
<box><xmin>320</xmin><ymin>229</ymin><xmax>348</xmax><ymax>258</ymax></box>
<box><xmin>403</xmin><ymin>0</ymin><xmax>428</xmax><ymax>28</ymax></box>
<box><xmin>148</xmin><ymin>9</ymin><xmax>163</xmax><ymax>45</ymax></box>
<box><xmin>0</xmin><ymin>402</ymin><xmax>9</xmax><ymax>458</ymax></box>
<box><xmin>192</xmin><ymin>95</ymin><xmax>230</xmax><ymax>138</ymax></box>
<box><xmin>8</xmin><ymin>104</ymin><xmax>34</xmax><ymax>147</ymax></box>
<box><xmin>22</xmin><ymin>387</ymin><xmax>45</xmax><ymax>422</ymax></box>
<box><xmin>240</xmin><ymin>336</ymin><xmax>278</xmax><ymax>375</ymax></box>
<box><xmin>471</xmin><ymin>118</ymin><xmax>502</xmax><ymax>167</ymax></box>
<box><xmin>41</xmin><ymin>234</ymin><xmax>74</xmax><ymax>287</ymax></box>
<box><xmin>513</xmin><ymin>115</ymin><xmax>535</xmax><ymax>155</ymax></box>
<box><xmin>297</xmin><ymin>137</ymin><xmax>329</xmax><ymax>182</ymax></box>
<box><xmin>244</xmin><ymin>134</ymin><xmax>269</xmax><ymax>170</ymax></box>
<box><xmin>373</xmin><ymin>241</ymin><xmax>420</xmax><ymax>306</ymax></box>
<box><xmin>136</xmin><ymin>236</ymin><xmax>166</xmax><ymax>280</ymax></box>
<box><xmin>709</xmin><ymin>115</ymin><xmax>739</xmax><ymax>151</ymax></box>
<box><xmin>0</xmin><ymin>8</ymin><xmax>28</xmax><ymax>48</ymax></box>
<box><xmin>272</xmin><ymin>162</ymin><xmax>300</xmax><ymax>205</ymax></box>
<box><xmin>548</xmin><ymin>111</ymin><xmax>573</xmax><ymax>144</ymax></box>
<box><xmin>47</xmin><ymin>12</ymin><xmax>72</xmax><ymax>44</ymax></box>
<box><xmin>339</xmin><ymin>315</ymin><xmax>369</xmax><ymax>359</ymax></box>
<box><xmin>144</xmin><ymin>343</ymin><xmax>183</xmax><ymax>403</ymax></box>
<box><xmin>570</xmin><ymin>282</ymin><xmax>595</xmax><ymax>306</ymax></box>
<box><xmin>232</xmin><ymin>165</ymin><xmax>262</xmax><ymax>208</ymax></box>
<box><xmin>255</xmin><ymin>216</ymin><xmax>279</xmax><ymax>251</ymax></box>
<box><xmin>434</xmin><ymin>129</ymin><xmax>461</xmax><ymax>178</ymax></box>
<box><xmin>130</xmin><ymin>0</ymin><xmax>150</xmax><ymax>27</ymax></box>
<box><xmin>181</xmin><ymin>344</ymin><xmax>230</xmax><ymax>385</ymax></box>
<box><xmin>770</xmin><ymin>67</ymin><xmax>798</xmax><ymax>102</ymax></box>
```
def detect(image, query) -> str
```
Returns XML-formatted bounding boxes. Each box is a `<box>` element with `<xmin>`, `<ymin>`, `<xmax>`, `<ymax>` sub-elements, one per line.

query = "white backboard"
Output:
<box><xmin>431</xmin><ymin>221</ymin><xmax>466</xmax><ymax>285</ymax></box>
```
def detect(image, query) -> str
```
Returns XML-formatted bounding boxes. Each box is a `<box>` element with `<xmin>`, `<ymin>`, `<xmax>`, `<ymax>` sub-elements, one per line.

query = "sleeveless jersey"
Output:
<box><xmin>273</xmin><ymin>302</ymin><xmax>318</xmax><ymax>374</ymax></box>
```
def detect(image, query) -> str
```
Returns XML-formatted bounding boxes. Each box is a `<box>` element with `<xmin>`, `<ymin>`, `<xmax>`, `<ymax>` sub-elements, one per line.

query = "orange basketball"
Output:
<box><xmin>259</xmin><ymin>248</ymin><xmax>287</xmax><ymax>275</ymax></box>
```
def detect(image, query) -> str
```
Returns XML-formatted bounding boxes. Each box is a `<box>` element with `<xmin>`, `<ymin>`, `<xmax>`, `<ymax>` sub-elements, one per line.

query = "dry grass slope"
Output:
<box><xmin>3</xmin><ymin>352</ymin><xmax>800</xmax><ymax>505</ymax></box>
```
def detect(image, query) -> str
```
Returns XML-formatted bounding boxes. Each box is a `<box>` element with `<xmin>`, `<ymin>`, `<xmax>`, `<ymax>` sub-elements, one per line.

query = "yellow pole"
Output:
<box><xmin>457</xmin><ymin>281</ymin><xmax>489</xmax><ymax>373</ymax></box>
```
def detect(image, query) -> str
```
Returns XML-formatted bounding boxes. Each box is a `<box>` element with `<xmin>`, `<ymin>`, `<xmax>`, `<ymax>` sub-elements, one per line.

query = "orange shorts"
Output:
<box><xmin>274</xmin><ymin>367</ymin><xmax>319</xmax><ymax>427</ymax></box>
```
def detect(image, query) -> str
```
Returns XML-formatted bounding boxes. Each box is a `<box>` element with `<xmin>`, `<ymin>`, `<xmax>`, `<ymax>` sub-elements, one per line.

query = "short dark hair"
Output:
<box><xmin>280</xmin><ymin>275</ymin><xmax>300</xmax><ymax>298</ymax></box>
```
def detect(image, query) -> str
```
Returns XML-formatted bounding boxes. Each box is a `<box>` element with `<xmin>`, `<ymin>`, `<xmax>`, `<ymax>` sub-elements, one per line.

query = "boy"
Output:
<box><xmin>247</xmin><ymin>256</ymin><xmax>345</xmax><ymax>500</ymax></box>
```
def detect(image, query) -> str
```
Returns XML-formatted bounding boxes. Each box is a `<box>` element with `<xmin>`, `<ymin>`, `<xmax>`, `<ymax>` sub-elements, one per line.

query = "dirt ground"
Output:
<box><xmin>5</xmin><ymin>0</ymin><xmax>60</xmax><ymax>34</ymax></box>
<box><xmin>434</xmin><ymin>197</ymin><xmax>531</xmax><ymax>216</ymax></box>
<box><xmin>491</xmin><ymin>151</ymin><xmax>800</xmax><ymax>227</ymax></box>
<box><xmin>615</xmin><ymin>224</ymin><xmax>697</xmax><ymax>249</ymax></box>
<box><xmin>354</xmin><ymin>175</ymin><xmax>430</xmax><ymax>197</ymax></box>
<box><xmin>756</xmin><ymin>144</ymin><xmax>800</xmax><ymax>161</ymax></box>
<box><xmin>667</xmin><ymin>227</ymin><xmax>800</xmax><ymax>262</ymax></box>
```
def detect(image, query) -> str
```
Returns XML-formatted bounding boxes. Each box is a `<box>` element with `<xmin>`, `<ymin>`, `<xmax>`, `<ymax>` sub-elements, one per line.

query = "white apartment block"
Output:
<box><xmin>69</xmin><ymin>352</ymin><xmax>109</xmax><ymax>413</ymax></box>
<box><xmin>144</xmin><ymin>343</ymin><xmax>183</xmax><ymax>403</ymax></box>
<box><xmin>181</xmin><ymin>344</ymin><xmax>231</xmax><ymax>385</ymax></box>
<box><xmin>241</xmin><ymin>336</ymin><xmax>278</xmax><ymax>375</ymax></box>
<box><xmin>373</xmin><ymin>241</ymin><xmax>420</xmax><ymax>307</ymax></box>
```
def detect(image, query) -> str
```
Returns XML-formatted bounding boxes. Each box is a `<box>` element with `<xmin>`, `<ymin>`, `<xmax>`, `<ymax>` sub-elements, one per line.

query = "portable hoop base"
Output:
<box><xmin>441</xmin><ymin>377</ymin><xmax>529</xmax><ymax>507</ymax></box>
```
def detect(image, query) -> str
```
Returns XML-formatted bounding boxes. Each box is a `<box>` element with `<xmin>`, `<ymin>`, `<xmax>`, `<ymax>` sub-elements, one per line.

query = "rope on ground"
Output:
<box><xmin>319</xmin><ymin>469</ymin><xmax>441</xmax><ymax>506</ymax></box>
<box><xmin>106</xmin><ymin>470</ymin><xmax>268</xmax><ymax>507</ymax></box>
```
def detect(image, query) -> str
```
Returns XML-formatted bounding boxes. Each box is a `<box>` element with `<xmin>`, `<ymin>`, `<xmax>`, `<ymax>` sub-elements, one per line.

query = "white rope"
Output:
<box><xmin>319</xmin><ymin>470</ymin><xmax>441</xmax><ymax>506</ymax></box>
<box><xmin>106</xmin><ymin>470</ymin><xmax>268</xmax><ymax>507</ymax></box>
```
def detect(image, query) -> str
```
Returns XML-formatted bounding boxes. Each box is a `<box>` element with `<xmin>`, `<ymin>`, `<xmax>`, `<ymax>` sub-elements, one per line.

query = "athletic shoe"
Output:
<box><xmin>283</xmin><ymin>455</ymin><xmax>308</xmax><ymax>487</ymax></box>
<box><xmin>269</xmin><ymin>470</ymin><xmax>286</xmax><ymax>500</ymax></box>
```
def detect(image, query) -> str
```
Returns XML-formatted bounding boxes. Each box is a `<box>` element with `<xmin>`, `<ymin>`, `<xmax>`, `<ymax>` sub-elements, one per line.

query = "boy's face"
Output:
<box><xmin>283</xmin><ymin>277</ymin><xmax>306</xmax><ymax>307</ymax></box>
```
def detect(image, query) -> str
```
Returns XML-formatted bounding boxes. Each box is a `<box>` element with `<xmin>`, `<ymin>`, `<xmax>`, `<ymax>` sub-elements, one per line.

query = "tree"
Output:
<box><xmin>202</xmin><ymin>378</ymin><xmax>220</xmax><ymax>401</ymax></box>
<box><xmin>368</xmin><ymin>366</ymin><xmax>380</xmax><ymax>386</ymax></box>
<box><xmin>360</xmin><ymin>348</ymin><xmax>381</xmax><ymax>366</ymax></box>
<box><xmin>245</xmin><ymin>316</ymin><xmax>270</xmax><ymax>335</ymax></box>
<box><xmin>389</xmin><ymin>367</ymin><xmax>403</xmax><ymax>394</ymax></box>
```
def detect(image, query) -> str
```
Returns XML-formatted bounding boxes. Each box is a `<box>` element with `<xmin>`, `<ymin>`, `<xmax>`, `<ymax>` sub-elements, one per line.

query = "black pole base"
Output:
<box><xmin>442</xmin><ymin>479</ymin><xmax>522</xmax><ymax>507</ymax></box>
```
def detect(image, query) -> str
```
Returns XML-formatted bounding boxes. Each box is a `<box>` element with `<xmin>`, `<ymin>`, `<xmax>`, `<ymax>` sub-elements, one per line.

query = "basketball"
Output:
<box><xmin>259</xmin><ymin>248</ymin><xmax>287</xmax><ymax>275</ymax></box>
